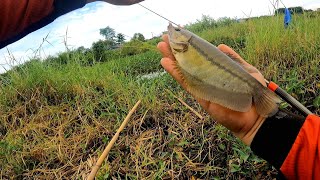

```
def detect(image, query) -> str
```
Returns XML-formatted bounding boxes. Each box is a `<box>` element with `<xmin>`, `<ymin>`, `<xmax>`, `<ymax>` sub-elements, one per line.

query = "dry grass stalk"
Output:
<box><xmin>87</xmin><ymin>100</ymin><xmax>141</xmax><ymax>180</ymax></box>
<box><xmin>166</xmin><ymin>89</ymin><xmax>203</xmax><ymax>119</ymax></box>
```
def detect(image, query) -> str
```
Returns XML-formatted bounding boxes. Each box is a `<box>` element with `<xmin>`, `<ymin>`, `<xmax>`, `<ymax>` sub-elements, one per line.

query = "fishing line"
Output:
<box><xmin>278</xmin><ymin>0</ymin><xmax>287</xmax><ymax>8</ymax></box>
<box><xmin>138</xmin><ymin>4</ymin><xmax>180</xmax><ymax>26</ymax></box>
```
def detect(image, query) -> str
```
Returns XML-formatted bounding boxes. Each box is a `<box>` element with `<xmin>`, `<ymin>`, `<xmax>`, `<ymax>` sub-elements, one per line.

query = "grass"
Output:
<box><xmin>1</xmin><ymin>12</ymin><xmax>319</xmax><ymax>179</ymax></box>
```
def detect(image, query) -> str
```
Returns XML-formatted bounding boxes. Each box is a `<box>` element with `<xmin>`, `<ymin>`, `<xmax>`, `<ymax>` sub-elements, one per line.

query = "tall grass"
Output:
<box><xmin>1</xmin><ymin>12</ymin><xmax>319</xmax><ymax>179</ymax></box>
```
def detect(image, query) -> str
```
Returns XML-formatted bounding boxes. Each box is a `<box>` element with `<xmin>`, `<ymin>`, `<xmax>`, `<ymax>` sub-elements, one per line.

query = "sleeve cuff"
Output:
<box><xmin>0</xmin><ymin>0</ymin><xmax>87</xmax><ymax>48</ymax></box>
<box><xmin>250</xmin><ymin>109</ymin><xmax>305</xmax><ymax>169</ymax></box>
<box><xmin>53</xmin><ymin>0</ymin><xmax>87</xmax><ymax>17</ymax></box>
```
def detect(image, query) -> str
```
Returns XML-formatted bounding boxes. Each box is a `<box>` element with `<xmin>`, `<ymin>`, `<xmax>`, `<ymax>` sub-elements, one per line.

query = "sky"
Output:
<box><xmin>0</xmin><ymin>0</ymin><xmax>319</xmax><ymax>73</ymax></box>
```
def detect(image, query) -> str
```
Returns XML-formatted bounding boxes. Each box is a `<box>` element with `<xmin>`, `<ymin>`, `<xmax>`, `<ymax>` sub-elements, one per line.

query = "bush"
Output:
<box><xmin>120</xmin><ymin>40</ymin><xmax>150</xmax><ymax>56</ymax></box>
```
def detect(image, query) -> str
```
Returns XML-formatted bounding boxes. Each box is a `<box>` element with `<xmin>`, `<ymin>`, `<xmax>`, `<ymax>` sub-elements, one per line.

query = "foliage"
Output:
<box><xmin>120</xmin><ymin>40</ymin><xmax>151</xmax><ymax>56</ymax></box>
<box><xmin>185</xmin><ymin>15</ymin><xmax>236</xmax><ymax>33</ymax></box>
<box><xmin>91</xmin><ymin>40</ymin><xmax>117</xmax><ymax>61</ymax></box>
<box><xmin>1</xmin><ymin>13</ymin><xmax>319</xmax><ymax>179</ymax></box>
<box><xmin>99</xmin><ymin>26</ymin><xmax>116</xmax><ymax>41</ymax></box>
<box><xmin>132</xmin><ymin>33</ymin><xmax>146</xmax><ymax>42</ymax></box>
<box><xmin>115</xmin><ymin>33</ymin><xmax>126</xmax><ymax>45</ymax></box>
<box><xmin>275</xmin><ymin>6</ymin><xmax>305</xmax><ymax>14</ymax></box>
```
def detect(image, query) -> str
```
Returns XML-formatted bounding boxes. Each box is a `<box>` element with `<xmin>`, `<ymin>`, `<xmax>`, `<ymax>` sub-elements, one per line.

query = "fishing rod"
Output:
<box><xmin>265</xmin><ymin>80</ymin><xmax>312</xmax><ymax>116</ymax></box>
<box><xmin>138</xmin><ymin>3</ymin><xmax>313</xmax><ymax>117</ymax></box>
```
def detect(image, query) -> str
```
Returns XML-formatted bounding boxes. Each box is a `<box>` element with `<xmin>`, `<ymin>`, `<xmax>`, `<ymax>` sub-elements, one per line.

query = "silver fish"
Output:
<box><xmin>167</xmin><ymin>24</ymin><xmax>279</xmax><ymax>117</ymax></box>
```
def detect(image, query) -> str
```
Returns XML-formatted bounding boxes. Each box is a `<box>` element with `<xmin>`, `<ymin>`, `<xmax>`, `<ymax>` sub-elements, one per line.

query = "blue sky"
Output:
<box><xmin>1</xmin><ymin>0</ymin><xmax>319</xmax><ymax>73</ymax></box>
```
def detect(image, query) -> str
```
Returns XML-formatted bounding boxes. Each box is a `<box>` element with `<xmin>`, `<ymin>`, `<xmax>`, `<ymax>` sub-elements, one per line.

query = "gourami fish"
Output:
<box><xmin>167</xmin><ymin>24</ymin><xmax>280</xmax><ymax>117</ymax></box>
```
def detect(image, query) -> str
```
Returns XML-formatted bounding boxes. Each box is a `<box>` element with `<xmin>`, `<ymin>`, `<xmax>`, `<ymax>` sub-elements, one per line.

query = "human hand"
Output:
<box><xmin>157</xmin><ymin>34</ymin><xmax>267</xmax><ymax>146</ymax></box>
<box><xmin>87</xmin><ymin>0</ymin><xmax>144</xmax><ymax>5</ymax></box>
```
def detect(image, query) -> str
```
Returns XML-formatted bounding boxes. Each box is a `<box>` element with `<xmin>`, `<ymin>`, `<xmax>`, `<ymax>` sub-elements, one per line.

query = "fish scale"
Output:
<box><xmin>168</xmin><ymin>24</ymin><xmax>280</xmax><ymax>116</ymax></box>
<box><xmin>189</xmin><ymin>36</ymin><xmax>257</xmax><ymax>89</ymax></box>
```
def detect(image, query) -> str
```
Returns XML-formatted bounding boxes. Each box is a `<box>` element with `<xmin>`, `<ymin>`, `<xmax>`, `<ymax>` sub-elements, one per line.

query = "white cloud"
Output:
<box><xmin>0</xmin><ymin>0</ymin><xmax>319</xmax><ymax>73</ymax></box>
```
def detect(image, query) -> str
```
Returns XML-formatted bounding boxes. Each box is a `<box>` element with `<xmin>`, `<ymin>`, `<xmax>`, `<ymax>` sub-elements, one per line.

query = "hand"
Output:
<box><xmin>157</xmin><ymin>34</ymin><xmax>267</xmax><ymax>146</ymax></box>
<box><xmin>87</xmin><ymin>0</ymin><xmax>144</xmax><ymax>5</ymax></box>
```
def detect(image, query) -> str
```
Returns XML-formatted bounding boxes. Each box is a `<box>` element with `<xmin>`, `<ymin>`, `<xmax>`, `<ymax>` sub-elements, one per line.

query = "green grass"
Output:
<box><xmin>0</xmin><ymin>12</ymin><xmax>319</xmax><ymax>179</ymax></box>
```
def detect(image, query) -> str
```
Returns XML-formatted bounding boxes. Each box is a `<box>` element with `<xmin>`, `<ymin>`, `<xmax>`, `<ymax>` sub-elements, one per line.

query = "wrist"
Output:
<box><xmin>250</xmin><ymin>109</ymin><xmax>305</xmax><ymax>168</ymax></box>
<box><xmin>235</xmin><ymin>116</ymin><xmax>267</xmax><ymax>146</ymax></box>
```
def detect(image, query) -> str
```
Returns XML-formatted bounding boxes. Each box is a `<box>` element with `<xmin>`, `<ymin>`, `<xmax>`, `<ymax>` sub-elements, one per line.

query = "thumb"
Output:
<box><xmin>218</xmin><ymin>44</ymin><xmax>249</xmax><ymax>66</ymax></box>
<box><xmin>218</xmin><ymin>44</ymin><xmax>259</xmax><ymax>74</ymax></box>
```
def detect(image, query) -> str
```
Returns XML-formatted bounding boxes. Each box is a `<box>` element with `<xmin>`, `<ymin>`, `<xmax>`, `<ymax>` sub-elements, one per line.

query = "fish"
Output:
<box><xmin>167</xmin><ymin>24</ymin><xmax>279</xmax><ymax>117</ymax></box>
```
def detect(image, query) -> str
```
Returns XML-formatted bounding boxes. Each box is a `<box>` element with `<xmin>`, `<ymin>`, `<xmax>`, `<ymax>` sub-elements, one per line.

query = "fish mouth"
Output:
<box><xmin>167</xmin><ymin>23</ymin><xmax>183</xmax><ymax>42</ymax></box>
<box><xmin>167</xmin><ymin>23</ymin><xmax>175</xmax><ymax>38</ymax></box>
<box><xmin>167</xmin><ymin>23</ymin><xmax>192</xmax><ymax>53</ymax></box>
<box><xmin>167</xmin><ymin>23</ymin><xmax>182</xmax><ymax>35</ymax></box>
<box><xmin>167</xmin><ymin>23</ymin><xmax>191</xmax><ymax>42</ymax></box>
<box><xmin>167</xmin><ymin>23</ymin><xmax>174</xmax><ymax>30</ymax></box>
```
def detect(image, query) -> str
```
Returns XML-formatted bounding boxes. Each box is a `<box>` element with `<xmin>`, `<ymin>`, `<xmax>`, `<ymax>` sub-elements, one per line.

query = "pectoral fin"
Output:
<box><xmin>254</xmin><ymin>87</ymin><xmax>280</xmax><ymax>117</ymax></box>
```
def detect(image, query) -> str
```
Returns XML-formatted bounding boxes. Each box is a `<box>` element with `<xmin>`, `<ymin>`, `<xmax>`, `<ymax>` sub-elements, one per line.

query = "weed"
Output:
<box><xmin>0</xmin><ymin>12</ymin><xmax>319</xmax><ymax>179</ymax></box>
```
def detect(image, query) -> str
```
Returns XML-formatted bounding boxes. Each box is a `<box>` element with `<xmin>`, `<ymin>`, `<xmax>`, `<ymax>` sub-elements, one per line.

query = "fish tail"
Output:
<box><xmin>254</xmin><ymin>86</ymin><xmax>280</xmax><ymax>117</ymax></box>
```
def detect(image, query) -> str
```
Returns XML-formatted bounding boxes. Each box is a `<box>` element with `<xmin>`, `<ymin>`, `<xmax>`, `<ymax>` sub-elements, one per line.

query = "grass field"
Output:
<box><xmin>0</xmin><ymin>12</ymin><xmax>319</xmax><ymax>179</ymax></box>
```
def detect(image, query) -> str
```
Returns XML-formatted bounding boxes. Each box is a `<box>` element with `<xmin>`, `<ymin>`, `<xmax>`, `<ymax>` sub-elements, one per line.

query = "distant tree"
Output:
<box><xmin>132</xmin><ymin>33</ymin><xmax>145</xmax><ymax>42</ymax></box>
<box><xmin>76</xmin><ymin>46</ymin><xmax>87</xmax><ymax>53</ymax></box>
<box><xmin>77</xmin><ymin>46</ymin><xmax>86</xmax><ymax>51</ymax></box>
<box><xmin>290</xmin><ymin>6</ymin><xmax>304</xmax><ymax>14</ymax></box>
<box><xmin>275</xmin><ymin>8</ymin><xmax>285</xmax><ymax>14</ymax></box>
<box><xmin>275</xmin><ymin>6</ymin><xmax>304</xmax><ymax>14</ymax></box>
<box><xmin>99</xmin><ymin>26</ymin><xmax>116</xmax><ymax>41</ymax></box>
<box><xmin>185</xmin><ymin>15</ymin><xmax>217</xmax><ymax>33</ymax></box>
<box><xmin>304</xmin><ymin>9</ymin><xmax>313</xmax><ymax>13</ymax></box>
<box><xmin>92</xmin><ymin>40</ymin><xmax>116</xmax><ymax>51</ymax></box>
<box><xmin>91</xmin><ymin>40</ymin><xmax>116</xmax><ymax>61</ymax></box>
<box><xmin>116</xmin><ymin>33</ymin><xmax>126</xmax><ymax>45</ymax></box>
<box><xmin>216</xmin><ymin>17</ymin><xmax>234</xmax><ymax>26</ymax></box>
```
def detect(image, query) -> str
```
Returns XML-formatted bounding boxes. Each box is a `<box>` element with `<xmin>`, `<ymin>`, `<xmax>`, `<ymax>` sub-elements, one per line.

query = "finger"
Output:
<box><xmin>162</xmin><ymin>34</ymin><xmax>176</xmax><ymax>60</ymax></box>
<box><xmin>160</xmin><ymin>58</ymin><xmax>185</xmax><ymax>88</ymax></box>
<box><xmin>218</xmin><ymin>44</ymin><xmax>259</xmax><ymax>74</ymax></box>
<box><xmin>162</xmin><ymin>34</ymin><xmax>170</xmax><ymax>45</ymax></box>
<box><xmin>157</xmin><ymin>41</ymin><xmax>175</xmax><ymax>60</ymax></box>
<box><xmin>218</xmin><ymin>44</ymin><xmax>250</xmax><ymax>66</ymax></box>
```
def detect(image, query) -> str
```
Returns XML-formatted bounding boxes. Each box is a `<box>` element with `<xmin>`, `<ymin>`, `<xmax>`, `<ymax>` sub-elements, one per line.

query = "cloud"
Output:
<box><xmin>0</xmin><ymin>0</ymin><xmax>319</xmax><ymax>73</ymax></box>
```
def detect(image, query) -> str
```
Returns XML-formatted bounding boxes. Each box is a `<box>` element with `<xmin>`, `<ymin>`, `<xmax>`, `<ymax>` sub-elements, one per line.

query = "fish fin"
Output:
<box><xmin>254</xmin><ymin>87</ymin><xmax>280</xmax><ymax>117</ymax></box>
<box><xmin>172</xmin><ymin>60</ymin><xmax>186</xmax><ymax>83</ymax></box>
<box><xmin>179</xmin><ymin>67</ymin><xmax>252</xmax><ymax>112</ymax></box>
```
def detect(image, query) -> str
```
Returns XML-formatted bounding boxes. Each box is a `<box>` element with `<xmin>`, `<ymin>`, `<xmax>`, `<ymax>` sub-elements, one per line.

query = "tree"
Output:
<box><xmin>116</xmin><ymin>33</ymin><xmax>126</xmax><ymax>45</ymax></box>
<box><xmin>91</xmin><ymin>40</ymin><xmax>116</xmax><ymax>61</ymax></box>
<box><xmin>99</xmin><ymin>26</ymin><xmax>116</xmax><ymax>41</ymax></box>
<box><xmin>132</xmin><ymin>33</ymin><xmax>145</xmax><ymax>42</ymax></box>
<box><xmin>76</xmin><ymin>46</ymin><xmax>88</xmax><ymax>53</ymax></box>
<box><xmin>275</xmin><ymin>6</ymin><xmax>304</xmax><ymax>14</ymax></box>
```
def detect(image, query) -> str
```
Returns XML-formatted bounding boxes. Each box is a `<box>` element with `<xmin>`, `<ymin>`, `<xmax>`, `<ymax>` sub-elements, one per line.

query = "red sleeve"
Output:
<box><xmin>0</xmin><ymin>0</ymin><xmax>86</xmax><ymax>48</ymax></box>
<box><xmin>0</xmin><ymin>0</ymin><xmax>54</xmax><ymax>42</ymax></box>
<box><xmin>280</xmin><ymin>114</ymin><xmax>320</xmax><ymax>179</ymax></box>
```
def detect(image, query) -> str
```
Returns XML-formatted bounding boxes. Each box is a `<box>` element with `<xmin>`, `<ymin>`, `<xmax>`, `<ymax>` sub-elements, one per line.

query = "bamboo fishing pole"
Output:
<box><xmin>87</xmin><ymin>100</ymin><xmax>141</xmax><ymax>180</ymax></box>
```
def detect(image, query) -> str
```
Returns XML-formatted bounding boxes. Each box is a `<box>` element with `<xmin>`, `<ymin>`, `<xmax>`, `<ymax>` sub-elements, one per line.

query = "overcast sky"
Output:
<box><xmin>0</xmin><ymin>0</ymin><xmax>319</xmax><ymax>73</ymax></box>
